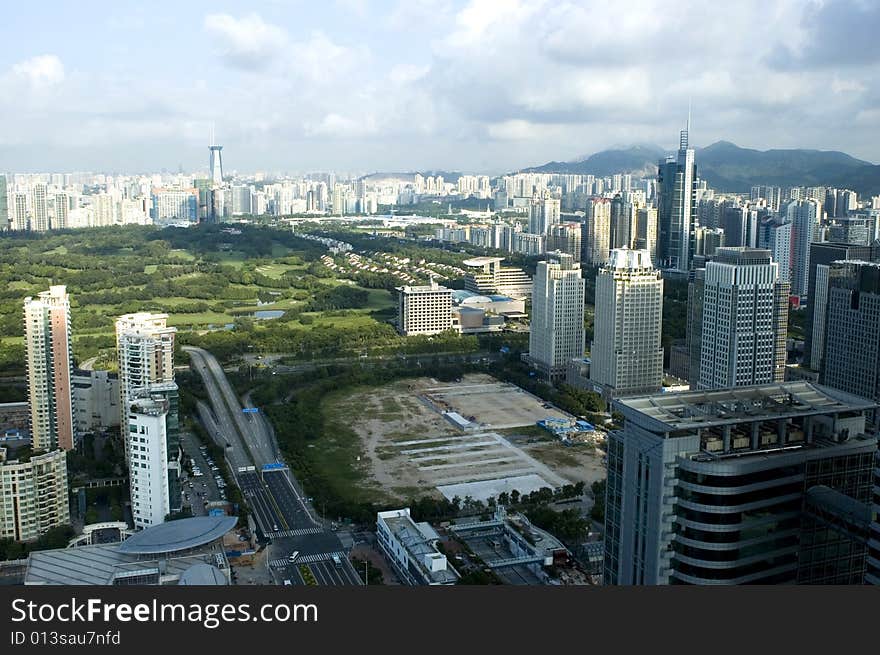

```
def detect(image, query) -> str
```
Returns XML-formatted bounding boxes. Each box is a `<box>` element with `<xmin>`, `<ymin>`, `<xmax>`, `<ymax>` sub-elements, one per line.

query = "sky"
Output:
<box><xmin>0</xmin><ymin>0</ymin><xmax>878</xmax><ymax>174</ymax></box>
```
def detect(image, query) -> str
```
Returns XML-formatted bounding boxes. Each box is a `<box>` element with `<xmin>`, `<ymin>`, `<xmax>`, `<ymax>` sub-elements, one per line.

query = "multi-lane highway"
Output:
<box><xmin>185</xmin><ymin>345</ymin><xmax>362</xmax><ymax>586</ymax></box>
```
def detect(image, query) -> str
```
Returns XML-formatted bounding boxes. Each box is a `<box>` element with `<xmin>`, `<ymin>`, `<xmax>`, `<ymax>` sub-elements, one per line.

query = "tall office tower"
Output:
<box><xmin>31</xmin><ymin>183</ymin><xmax>49</xmax><ymax>232</ymax></box>
<box><xmin>634</xmin><ymin>207</ymin><xmax>658</xmax><ymax>265</ymax></box>
<box><xmin>52</xmin><ymin>192</ymin><xmax>69</xmax><ymax>229</ymax></box>
<box><xmin>805</xmin><ymin>242</ymin><xmax>879</xmax><ymax>371</ymax></box>
<box><xmin>604</xmin><ymin>382</ymin><xmax>878</xmax><ymax>585</ymax></box>
<box><xmin>397</xmin><ymin>282</ymin><xmax>453</xmax><ymax>336</ymax></box>
<box><xmin>825</xmin><ymin>216</ymin><xmax>873</xmax><ymax>245</ymax></box>
<box><xmin>590</xmin><ymin>249</ymin><xmax>664</xmax><ymax>397</ymax></box>
<box><xmin>527</xmin><ymin>195</ymin><xmax>560</xmax><ymax>235</ymax></box>
<box><xmin>11</xmin><ymin>191</ymin><xmax>28</xmax><ymax>231</ymax></box>
<box><xmin>697</xmin><ymin>248</ymin><xmax>789</xmax><ymax>390</ymax></box>
<box><xmin>787</xmin><ymin>198</ymin><xmax>823</xmax><ymax>298</ymax></box>
<box><xmin>693</xmin><ymin>227</ymin><xmax>725</xmax><ymax>259</ymax></box>
<box><xmin>820</xmin><ymin>261</ymin><xmax>880</xmax><ymax>421</ymax></box>
<box><xmin>686</xmin><ymin>268</ymin><xmax>705</xmax><ymax>384</ymax></box>
<box><xmin>720</xmin><ymin>204</ymin><xmax>758</xmax><ymax>248</ymax></box>
<box><xmin>583</xmin><ymin>197</ymin><xmax>612</xmax><ymax>265</ymax></box>
<box><xmin>209</xmin><ymin>137</ymin><xmax>224</xmax><ymax>187</ymax></box>
<box><xmin>609</xmin><ymin>195</ymin><xmax>634</xmax><ymax>249</ymax></box>
<box><xmin>116</xmin><ymin>313</ymin><xmax>180</xmax><ymax>520</ymax></box>
<box><xmin>127</xmin><ymin>393</ymin><xmax>171</xmax><ymax>529</ymax></box>
<box><xmin>528</xmin><ymin>252</ymin><xmax>585</xmax><ymax>380</ymax></box>
<box><xmin>23</xmin><ymin>286</ymin><xmax>75</xmax><ymax>452</ymax></box>
<box><xmin>0</xmin><ymin>174</ymin><xmax>8</xmax><ymax>230</ymax></box>
<box><xmin>545</xmin><ymin>222</ymin><xmax>582</xmax><ymax>262</ymax></box>
<box><xmin>758</xmin><ymin>218</ymin><xmax>793</xmax><ymax>284</ymax></box>
<box><xmin>656</xmin><ymin>125</ymin><xmax>697</xmax><ymax>272</ymax></box>
<box><xmin>0</xmin><ymin>447</ymin><xmax>69</xmax><ymax>541</ymax></box>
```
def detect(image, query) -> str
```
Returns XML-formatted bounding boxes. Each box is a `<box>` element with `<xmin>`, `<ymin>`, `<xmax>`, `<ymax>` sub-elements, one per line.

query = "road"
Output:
<box><xmin>185</xmin><ymin>345</ymin><xmax>362</xmax><ymax>585</ymax></box>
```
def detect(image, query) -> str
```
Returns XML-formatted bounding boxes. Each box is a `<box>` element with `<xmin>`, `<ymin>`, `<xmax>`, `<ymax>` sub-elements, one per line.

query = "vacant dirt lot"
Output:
<box><xmin>324</xmin><ymin>374</ymin><xmax>606</xmax><ymax>504</ymax></box>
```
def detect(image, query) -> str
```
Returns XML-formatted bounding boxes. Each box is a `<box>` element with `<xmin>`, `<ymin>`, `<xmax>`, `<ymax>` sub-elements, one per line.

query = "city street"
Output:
<box><xmin>186</xmin><ymin>345</ymin><xmax>362</xmax><ymax>585</ymax></box>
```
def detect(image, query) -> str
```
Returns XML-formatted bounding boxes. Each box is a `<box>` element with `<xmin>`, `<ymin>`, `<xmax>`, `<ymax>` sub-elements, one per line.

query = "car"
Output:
<box><xmin>273</xmin><ymin>524</ymin><xmax>279</xmax><ymax>531</ymax></box>
<box><xmin>288</xmin><ymin>551</ymin><xmax>299</xmax><ymax>563</ymax></box>
<box><xmin>332</xmin><ymin>554</ymin><xmax>342</xmax><ymax>567</ymax></box>
<box><xmin>283</xmin><ymin>579</ymin><xmax>291</xmax><ymax>586</ymax></box>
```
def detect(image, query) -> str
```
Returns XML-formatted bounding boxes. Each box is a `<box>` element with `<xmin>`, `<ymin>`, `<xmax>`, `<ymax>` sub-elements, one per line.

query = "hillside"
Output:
<box><xmin>524</xmin><ymin>141</ymin><xmax>880</xmax><ymax>195</ymax></box>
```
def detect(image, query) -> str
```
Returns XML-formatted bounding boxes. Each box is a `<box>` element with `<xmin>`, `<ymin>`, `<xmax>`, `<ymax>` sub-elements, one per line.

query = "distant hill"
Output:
<box><xmin>523</xmin><ymin>141</ymin><xmax>880</xmax><ymax>195</ymax></box>
<box><xmin>362</xmin><ymin>170</ymin><xmax>463</xmax><ymax>184</ymax></box>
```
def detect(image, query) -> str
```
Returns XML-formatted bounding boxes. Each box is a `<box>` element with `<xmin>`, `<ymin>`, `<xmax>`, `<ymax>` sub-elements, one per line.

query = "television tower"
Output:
<box><xmin>209</xmin><ymin>124</ymin><xmax>223</xmax><ymax>187</ymax></box>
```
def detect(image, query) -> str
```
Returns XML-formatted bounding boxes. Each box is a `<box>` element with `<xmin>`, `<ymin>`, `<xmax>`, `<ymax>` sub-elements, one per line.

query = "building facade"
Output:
<box><xmin>0</xmin><ymin>447</ymin><xmax>69</xmax><ymax>542</ymax></box>
<box><xmin>127</xmin><ymin>394</ymin><xmax>171</xmax><ymax>529</ymax></box>
<box><xmin>697</xmin><ymin>248</ymin><xmax>789</xmax><ymax>389</ymax></box>
<box><xmin>23</xmin><ymin>285</ymin><xmax>75</xmax><ymax>451</ymax></box>
<box><xmin>656</xmin><ymin>127</ymin><xmax>697</xmax><ymax>272</ymax></box>
<box><xmin>604</xmin><ymin>383</ymin><xmax>878</xmax><ymax>585</ymax></box>
<box><xmin>528</xmin><ymin>252</ymin><xmax>585</xmax><ymax>380</ymax></box>
<box><xmin>583</xmin><ymin>197</ymin><xmax>612</xmax><ymax>266</ymax></box>
<box><xmin>590</xmin><ymin>248</ymin><xmax>664</xmax><ymax>397</ymax></box>
<box><xmin>788</xmin><ymin>198</ymin><xmax>823</xmax><ymax>298</ymax></box>
<box><xmin>397</xmin><ymin>282</ymin><xmax>454</xmax><ymax>336</ymax></box>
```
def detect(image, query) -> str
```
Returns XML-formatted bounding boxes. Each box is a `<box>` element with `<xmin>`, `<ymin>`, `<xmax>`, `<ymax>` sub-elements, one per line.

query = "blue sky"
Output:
<box><xmin>1</xmin><ymin>0</ymin><xmax>878</xmax><ymax>173</ymax></box>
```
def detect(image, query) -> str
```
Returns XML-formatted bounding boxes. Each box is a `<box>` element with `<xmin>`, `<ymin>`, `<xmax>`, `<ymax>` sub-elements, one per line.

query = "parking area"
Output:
<box><xmin>179</xmin><ymin>430</ymin><xmax>224</xmax><ymax>514</ymax></box>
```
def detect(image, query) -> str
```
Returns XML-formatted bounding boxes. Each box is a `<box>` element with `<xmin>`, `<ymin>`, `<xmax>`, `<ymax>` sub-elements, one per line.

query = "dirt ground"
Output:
<box><xmin>327</xmin><ymin>374</ymin><xmax>607</xmax><ymax>503</ymax></box>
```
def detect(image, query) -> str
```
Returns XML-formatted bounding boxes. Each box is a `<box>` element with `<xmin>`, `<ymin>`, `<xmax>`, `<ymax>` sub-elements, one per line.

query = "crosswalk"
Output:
<box><xmin>266</xmin><ymin>527</ymin><xmax>323</xmax><ymax>538</ymax></box>
<box><xmin>270</xmin><ymin>550</ymin><xmax>346</xmax><ymax>568</ymax></box>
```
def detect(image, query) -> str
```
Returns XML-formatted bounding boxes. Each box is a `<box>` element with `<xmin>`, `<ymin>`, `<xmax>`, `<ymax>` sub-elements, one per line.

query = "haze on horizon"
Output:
<box><xmin>0</xmin><ymin>0</ymin><xmax>878</xmax><ymax>174</ymax></box>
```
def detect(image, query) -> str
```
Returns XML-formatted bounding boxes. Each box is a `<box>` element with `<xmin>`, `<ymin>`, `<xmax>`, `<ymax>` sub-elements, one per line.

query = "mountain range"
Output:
<box><xmin>523</xmin><ymin>141</ymin><xmax>880</xmax><ymax>196</ymax></box>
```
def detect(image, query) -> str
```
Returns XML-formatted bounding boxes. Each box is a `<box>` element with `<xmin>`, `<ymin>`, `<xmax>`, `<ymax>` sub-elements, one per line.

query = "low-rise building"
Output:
<box><xmin>377</xmin><ymin>508</ymin><xmax>460</xmax><ymax>585</ymax></box>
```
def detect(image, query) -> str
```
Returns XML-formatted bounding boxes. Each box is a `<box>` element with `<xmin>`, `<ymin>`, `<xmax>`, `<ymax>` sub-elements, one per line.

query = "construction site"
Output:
<box><xmin>330</xmin><ymin>374</ymin><xmax>606</xmax><ymax>504</ymax></box>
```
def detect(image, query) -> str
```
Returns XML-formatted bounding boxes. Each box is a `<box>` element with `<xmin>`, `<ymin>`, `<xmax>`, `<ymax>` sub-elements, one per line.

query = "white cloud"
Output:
<box><xmin>204</xmin><ymin>13</ymin><xmax>289</xmax><ymax>70</ymax></box>
<box><xmin>12</xmin><ymin>55</ymin><xmax>65</xmax><ymax>87</ymax></box>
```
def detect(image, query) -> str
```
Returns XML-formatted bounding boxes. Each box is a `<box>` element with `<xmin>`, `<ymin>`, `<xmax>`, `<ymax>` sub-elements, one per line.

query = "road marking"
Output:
<box><xmin>270</xmin><ymin>551</ymin><xmax>344</xmax><ymax>568</ymax></box>
<box><xmin>266</xmin><ymin>527</ymin><xmax>323</xmax><ymax>538</ymax></box>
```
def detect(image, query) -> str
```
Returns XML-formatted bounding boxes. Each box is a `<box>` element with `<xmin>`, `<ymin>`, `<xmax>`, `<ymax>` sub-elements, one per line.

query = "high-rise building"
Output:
<box><xmin>397</xmin><ymin>282</ymin><xmax>453</xmax><ymax>336</ymax></box>
<box><xmin>788</xmin><ymin>198</ymin><xmax>823</xmax><ymax>298</ymax></box>
<box><xmin>31</xmin><ymin>183</ymin><xmax>49</xmax><ymax>232</ymax></box>
<box><xmin>52</xmin><ymin>192</ymin><xmax>69</xmax><ymax>230</ymax></box>
<box><xmin>583</xmin><ymin>197</ymin><xmax>612</xmax><ymax>266</ymax></box>
<box><xmin>697</xmin><ymin>248</ymin><xmax>789</xmax><ymax>389</ymax></box>
<box><xmin>0</xmin><ymin>175</ymin><xmax>8</xmax><ymax>230</ymax></box>
<box><xmin>127</xmin><ymin>393</ymin><xmax>171</xmax><ymax>529</ymax></box>
<box><xmin>24</xmin><ymin>286</ymin><xmax>75</xmax><ymax>452</ymax></box>
<box><xmin>820</xmin><ymin>261</ymin><xmax>880</xmax><ymax>422</ymax></box>
<box><xmin>545</xmin><ymin>223</ymin><xmax>582</xmax><ymax>262</ymax></box>
<box><xmin>758</xmin><ymin>218</ymin><xmax>792</xmax><ymax>284</ymax></box>
<box><xmin>590</xmin><ymin>249</ymin><xmax>663</xmax><ymax>397</ymax></box>
<box><xmin>609</xmin><ymin>195</ymin><xmax>634</xmax><ymax>249</ymax></box>
<box><xmin>11</xmin><ymin>191</ymin><xmax>28</xmax><ymax>231</ymax></box>
<box><xmin>527</xmin><ymin>195</ymin><xmax>560</xmax><ymax>235</ymax></box>
<box><xmin>657</xmin><ymin>126</ymin><xmax>697</xmax><ymax>272</ymax></box>
<box><xmin>115</xmin><ymin>313</ymin><xmax>180</xmax><ymax>521</ymax></box>
<box><xmin>686</xmin><ymin>268</ymin><xmax>705</xmax><ymax>385</ymax></box>
<box><xmin>634</xmin><ymin>207</ymin><xmax>658</xmax><ymax>265</ymax></box>
<box><xmin>528</xmin><ymin>252</ymin><xmax>585</xmax><ymax>380</ymax></box>
<box><xmin>604</xmin><ymin>382</ymin><xmax>878</xmax><ymax>585</ymax></box>
<box><xmin>0</xmin><ymin>447</ymin><xmax>69</xmax><ymax>542</ymax></box>
<box><xmin>805</xmin><ymin>243</ymin><xmax>880</xmax><ymax>371</ymax></box>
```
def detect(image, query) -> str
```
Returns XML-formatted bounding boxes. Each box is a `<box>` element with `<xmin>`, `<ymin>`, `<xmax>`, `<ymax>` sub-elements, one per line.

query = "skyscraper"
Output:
<box><xmin>582</xmin><ymin>197</ymin><xmax>611</xmax><ymax>266</ymax></box>
<box><xmin>697</xmin><ymin>248</ymin><xmax>789</xmax><ymax>389</ymax></box>
<box><xmin>527</xmin><ymin>195</ymin><xmax>560</xmax><ymax>235</ymax></box>
<box><xmin>604</xmin><ymin>382</ymin><xmax>878</xmax><ymax>585</ymax></box>
<box><xmin>31</xmin><ymin>183</ymin><xmax>49</xmax><ymax>232</ymax></box>
<box><xmin>634</xmin><ymin>206</ymin><xmax>658</xmax><ymax>265</ymax></box>
<box><xmin>528</xmin><ymin>252</ymin><xmax>585</xmax><ymax>380</ymax></box>
<box><xmin>788</xmin><ymin>198</ymin><xmax>823</xmax><ymax>298</ymax></box>
<box><xmin>116</xmin><ymin>313</ymin><xmax>180</xmax><ymax>524</ymax></box>
<box><xmin>127</xmin><ymin>393</ymin><xmax>172</xmax><ymax>529</ymax></box>
<box><xmin>657</xmin><ymin>125</ymin><xmax>697</xmax><ymax>272</ymax></box>
<box><xmin>805</xmin><ymin>242</ymin><xmax>880</xmax><ymax>371</ymax></box>
<box><xmin>819</xmin><ymin>261</ymin><xmax>880</xmax><ymax>422</ymax></box>
<box><xmin>0</xmin><ymin>175</ymin><xmax>8</xmax><ymax>230</ymax></box>
<box><xmin>590</xmin><ymin>248</ymin><xmax>664</xmax><ymax>397</ymax></box>
<box><xmin>23</xmin><ymin>285</ymin><xmax>75</xmax><ymax>452</ymax></box>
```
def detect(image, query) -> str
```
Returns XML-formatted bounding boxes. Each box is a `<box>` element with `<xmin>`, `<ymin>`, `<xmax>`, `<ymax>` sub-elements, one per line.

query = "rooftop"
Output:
<box><xmin>615</xmin><ymin>382</ymin><xmax>877</xmax><ymax>433</ymax></box>
<box><xmin>117</xmin><ymin>516</ymin><xmax>237</xmax><ymax>555</ymax></box>
<box><xmin>382</xmin><ymin>512</ymin><xmax>458</xmax><ymax>584</ymax></box>
<box><xmin>463</xmin><ymin>256</ymin><xmax>504</xmax><ymax>266</ymax></box>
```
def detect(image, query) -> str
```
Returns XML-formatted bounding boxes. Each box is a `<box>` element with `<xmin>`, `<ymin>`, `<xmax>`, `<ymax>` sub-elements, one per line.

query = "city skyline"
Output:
<box><xmin>0</xmin><ymin>1</ymin><xmax>878</xmax><ymax>173</ymax></box>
